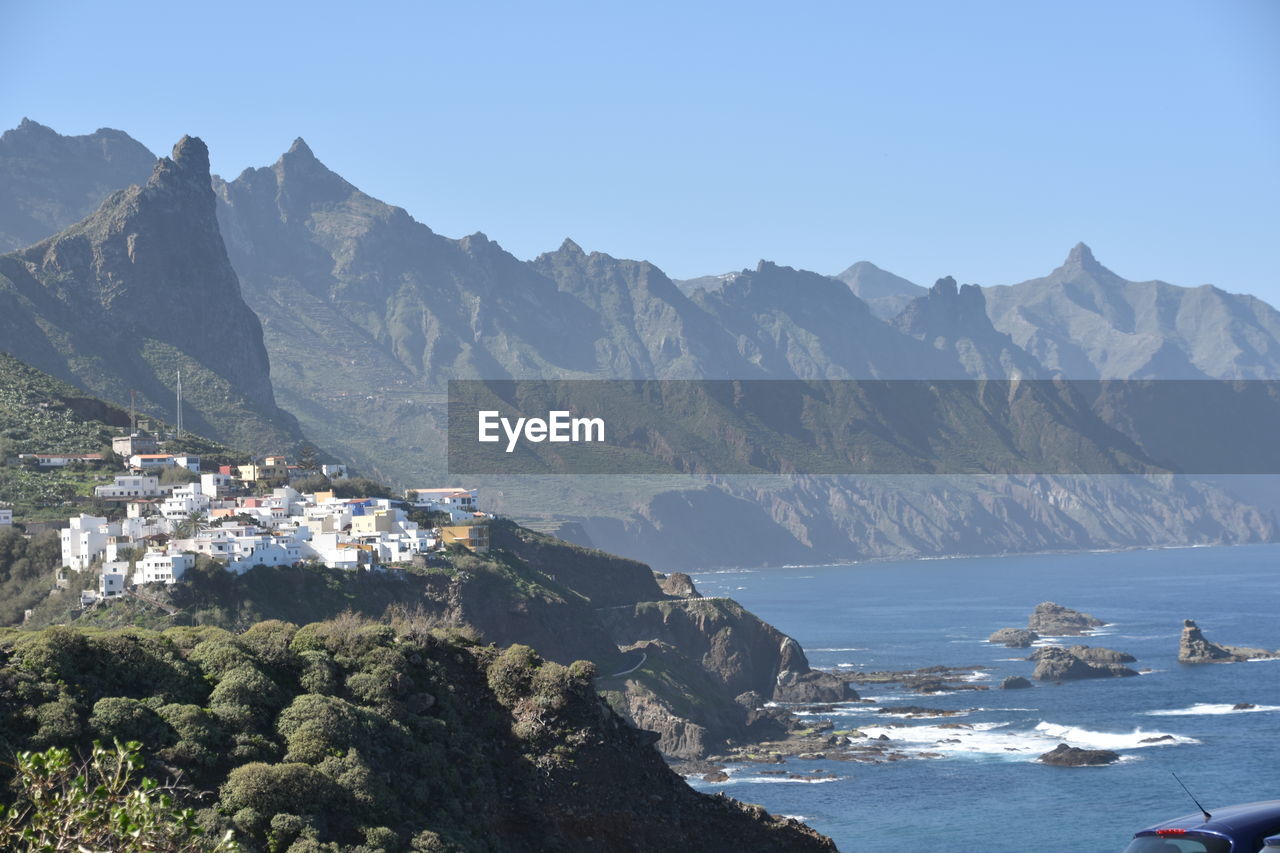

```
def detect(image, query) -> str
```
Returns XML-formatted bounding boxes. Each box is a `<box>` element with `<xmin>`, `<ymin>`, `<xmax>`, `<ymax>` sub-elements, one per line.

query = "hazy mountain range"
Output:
<box><xmin>2</xmin><ymin>119</ymin><xmax>1276</xmax><ymax>566</ymax></box>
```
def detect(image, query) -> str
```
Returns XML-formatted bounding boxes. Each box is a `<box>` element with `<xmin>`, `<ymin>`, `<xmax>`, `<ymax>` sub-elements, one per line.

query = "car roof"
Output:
<box><xmin>1145</xmin><ymin>800</ymin><xmax>1280</xmax><ymax>838</ymax></box>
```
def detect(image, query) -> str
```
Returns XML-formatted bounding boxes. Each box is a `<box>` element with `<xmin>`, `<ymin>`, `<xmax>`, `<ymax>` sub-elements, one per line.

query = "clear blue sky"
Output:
<box><xmin>3</xmin><ymin>0</ymin><xmax>1278</xmax><ymax>302</ymax></box>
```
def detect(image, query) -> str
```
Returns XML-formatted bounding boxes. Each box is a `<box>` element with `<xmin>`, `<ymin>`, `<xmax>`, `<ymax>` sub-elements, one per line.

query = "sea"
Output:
<box><xmin>685</xmin><ymin>543</ymin><xmax>1280</xmax><ymax>852</ymax></box>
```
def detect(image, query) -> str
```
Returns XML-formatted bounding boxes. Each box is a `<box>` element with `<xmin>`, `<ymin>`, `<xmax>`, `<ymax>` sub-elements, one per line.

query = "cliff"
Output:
<box><xmin>0</xmin><ymin>136</ymin><xmax>304</xmax><ymax>453</ymax></box>
<box><xmin>0</xmin><ymin>620</ymin><xmax>837</xmax><ymax>851</ymax></box>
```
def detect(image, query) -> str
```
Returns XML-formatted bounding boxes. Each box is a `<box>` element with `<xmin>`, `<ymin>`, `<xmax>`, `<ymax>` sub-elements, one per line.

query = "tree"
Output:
<box><xmin>174</xmin><ymin>511</ymin><xmax>209</xmax><ymax>540</ymax></box>
<box><xmin>0</xmin><ymin>740</ymin><xmax>238</xmax><ymax>852</ymax></box>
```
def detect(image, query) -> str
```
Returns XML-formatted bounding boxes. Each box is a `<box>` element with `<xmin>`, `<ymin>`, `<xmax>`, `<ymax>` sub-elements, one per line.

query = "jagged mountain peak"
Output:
<box><xmin>931</xmin><ymin>275</ymin><xmax>959</xmax><ymax>297</ymax></box>
<box><xmin>558</xmin><ymin>237</ymin><xmax>585</xmax><ymax>256</ymax></box>
<box><xmin>1058</xmin><ymin>241</ymin><xmax>1113</xmax><ymax>277</ymax></box>
<box><xmin>286</xmin><ymin>136</ymin><xmax>315</xmax><ymax>157</ymax></box>
<box><xmin>168</xmin><ymin>135</ymin><xmax>210</xmax><ymax>174</ymax></box>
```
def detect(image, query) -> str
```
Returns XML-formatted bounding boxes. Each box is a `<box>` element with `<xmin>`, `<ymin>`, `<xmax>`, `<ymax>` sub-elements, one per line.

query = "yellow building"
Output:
<box><xmin>351</xmin><ymin>509</ymin><xmax>395</xmax><ymax>535</ymax></box>
<box><xmin>439</xmin><ymin>523</ymin><xmax>489</xmax><ymax>554</ymax></box>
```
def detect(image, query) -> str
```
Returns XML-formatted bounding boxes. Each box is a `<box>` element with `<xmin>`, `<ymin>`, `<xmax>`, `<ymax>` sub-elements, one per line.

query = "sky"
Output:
<box><xmin>3</xmin><ymin>0</ymin><xmax>1278</xmax><ymax>302</ymax></box>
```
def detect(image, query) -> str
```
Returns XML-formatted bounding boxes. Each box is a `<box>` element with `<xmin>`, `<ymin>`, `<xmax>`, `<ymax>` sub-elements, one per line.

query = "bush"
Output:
<box><xmin>486</xmin><ymin>644</ymin><xmax>540</xmax><ymax>707</ymax></box>
<box><xmin>219</xmin><ymin>762</ymin><xmax>342</xmax><ymax>819</ymax></box>
<box><xmin>0</xmin><ymin>741</ymin><xmax>238</xmax><ymax>852</ymax></box>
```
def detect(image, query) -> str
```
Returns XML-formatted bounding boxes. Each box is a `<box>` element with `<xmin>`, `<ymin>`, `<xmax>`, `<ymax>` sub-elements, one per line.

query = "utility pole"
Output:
<box><xmin>176</xmin><ymin>370</ymin><xmax>183</xmax><ymax>438</ymax></box>
<box><xmin>129</xmin><ymin>389</ymin><xmax>137</xmax><ymax>434</ymax></box>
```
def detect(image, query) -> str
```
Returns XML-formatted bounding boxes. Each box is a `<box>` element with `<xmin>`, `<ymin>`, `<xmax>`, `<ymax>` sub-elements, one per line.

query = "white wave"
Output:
<box><xmin>844</xmin><ymin>719</ymin><xmax>1196</xmax><ymax>762</ymax></box>
<box><xmin>1034</xmin><ymin>722</ymin><xmax>1197</xmax><ymax>749</ymax></box>
<box><xmin>781</xmin><ymin>815</ymin><xmax>812</xmax><ymax>822</ymax></box>
<box><xmin>961</xmin><ymin>670</ymin><xmax>991</xmax><ymax>682</ymax></box>
<box><xmin>1144</xmin><ymin>703</ymin><xmax>1280</xmax><ymax>717</ymax></box>
<box><xmin>1246</xmin><ymin>656</ymin><xmax>1280</xmax><ymax>663</ymax></box>
<box><xmin>811</xmin><ymin>647</ymin><xmax>868</xmax><ymax>652</ymax></box>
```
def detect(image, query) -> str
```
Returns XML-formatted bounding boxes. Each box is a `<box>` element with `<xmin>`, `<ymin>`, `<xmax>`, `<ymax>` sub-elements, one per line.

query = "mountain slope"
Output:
<box><xmin>0</xmin><ymin>137</ymin><xmax>304</xmax><ymax>453</ymax></box>
<box><xmin>893</xmin><ymin>276</ymin><xmax>1046</xmax><ymax>379</ymax></box>
<box><xmin>0</xmin><ymin>119</ymin><xmax>157</xmax><ymax>252</ymax></box>
<box><xmin>834</xmin><ymin>260</ymin><xmax>927</xmax><ymax>320</ymax></box>
<box><xmin>984</xmin><ymin>243</ymin><xmax>1280</xmax><ymax>379</ymax></box>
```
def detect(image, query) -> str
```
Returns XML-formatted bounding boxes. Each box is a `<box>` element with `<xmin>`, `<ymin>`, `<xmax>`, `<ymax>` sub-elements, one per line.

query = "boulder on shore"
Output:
<box><xmin>1000</xmin><ymin>676</ymin><xmax>1032</xmax><ymax>690</ymax></box>
<box><xmin>988</xmin><ymin>627</ymin><xmax>1039</xmax><ymax>648</ymax></box>
<box><xmin>1032</xmin><ymin>646</ymin><xmax>1138</xmax><ymax>681</ymax></box>
<box><xmin>774</xmin><ymin>670</ymin><xmax>857</xmax><ymax>703</ymax></box>
<box><xmin>1028</xmin><ymin>602</ymin><xmax>1105</xmax><ymax>636</ymax></box>
<box><xmin>1179</xmin><ymin>619</ymin><xmax>1279</xmax><ymax>663</ymax></box>
<box><xmin>1039</xmin><ymin>743</ymin><xmax>1121</xmax><ymax>766</ymax></box>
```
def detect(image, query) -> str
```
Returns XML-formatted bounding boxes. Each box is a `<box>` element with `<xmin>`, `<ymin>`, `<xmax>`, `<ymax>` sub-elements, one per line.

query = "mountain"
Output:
<box><xmin>984</xmin><ymin>243</ymin><xmax>1280</xmax><ymax>379</ymax></box>
<box><xmin>834</xmin><ymin>260</ymin><xmax>927</xmax><ymax>320</ymax></box>
<box><xmin>690</xmin><ymin>260</ymin><xmax>964</xmax><ymax>379</ymax></box>
<box><xmin>0</xmin><ymin>136</ymin><xmax>304</xmax><ymax>453</ymax></box>
<box><xmin>893</xmin><ymin>276</ymin><xmax>1046</xmax><ymax>379</ymax></box>
<box><xmin>0</xmin><ymin>119</ymin><xmax>156</xmax><ymax>252</ymax></box>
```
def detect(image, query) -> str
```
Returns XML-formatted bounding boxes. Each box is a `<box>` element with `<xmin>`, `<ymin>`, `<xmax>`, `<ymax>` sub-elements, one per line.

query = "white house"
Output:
<box><xmin>160</xmin><ymin>483</ymin><xmax>211</xmax><ymax>522</ymax></box>
<box><xmin>22</xmin><ymin>453</ymin><xmax>105</xmax><ymax>468</ymax></box>
<box><xmin>96</xmin><ymin>475</ymin><xmax>162</xmax><ymax>500</ymax></box>
<box><xmin>405</xmin><ymin>488</ymin><xmax>479</xmax><ymax>521</ymax></box>
<box><xmin>60</xmin><ymin>515</ymin><xmax>118</xmax><ymax>570</ymax></box>
<box><xmin>0</xmin><ymin>507</ymin><xmax>12</xmax><ymax>528</ymax></box>
<box><xmin>228</xmin><ymin>537</ymin><xmax>302</xmax><ymax>573</ymax></box>
<box><xmin>136</xmin><ymin>551</ymin><xmax>195</xmax><ymax>585</ymax></box>
<box><xmin>200</xmin><ymin>472</ymin><xmax>232</xmax><ymax>497</ymax></box>
<box><xmin>99</xmin><ymin>568</ymin><xmax>127</xmax><ymax>598</ymax></box>
<box><xmin>321</xmin><ymin>464</ymin><xmax>349</xmax><ymax>479</ymax></box>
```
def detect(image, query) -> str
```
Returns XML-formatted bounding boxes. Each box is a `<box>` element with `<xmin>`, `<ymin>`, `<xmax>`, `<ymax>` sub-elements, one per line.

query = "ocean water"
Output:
<box><xmin>686</xmin><ymin>544</ymin><xmax>1280</xmax><ymax>852</ymax></box>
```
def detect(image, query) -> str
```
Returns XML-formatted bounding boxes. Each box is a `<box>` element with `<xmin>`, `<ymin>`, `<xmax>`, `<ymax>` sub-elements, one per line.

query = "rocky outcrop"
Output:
<box><xmin>1179</xmin><ymin>619</ymin><xmax>1279</xmax><ymax>663</ymax></box>
<box><xmin>1039</xmin><ymin>743</ymin><xmax>1121</xmax><ymax>766</ymax></box>
<box><xmin>656</xmin><ymin>572</ymin><xmax>700</xmax><ymax>598</ymax></box>
<box><xmin>0</xmin><ymin>135</ymin><xmax>305</xmax><ymax>453</ymax></box>
<box><xmin>1000</xmin><ymin>676</ymin><xmax>1032</xmax><ymax>690</ymax></box>
<box><xmin>1028</xmin><ymin>602</ymin><xmax>1105</xmax><ymax>636</ymax></box>
<box><xmin>774</xmin><ymin>670</ymin><xmax>856</xmax><ymax>704</ymax></box>
<box><xmin>1031</xmin><ymin>646</ymin><xmax>1138</xmax><ymax>681</ymax></box>
<box><xmin>989</xmin><ymin>627</ymin><xmax>1039</xmax><ymax>648</ymax></box>
<box><xmin>1063</xmin><ymin>645</ymin><xmax>1136</xmax><ymax>664</ymax></box>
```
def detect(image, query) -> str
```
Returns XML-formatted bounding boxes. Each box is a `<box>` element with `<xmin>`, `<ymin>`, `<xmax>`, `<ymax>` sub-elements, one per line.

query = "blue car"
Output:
<box><xmin>1125</xmin><ymin>800</ymin><xmax>1280</xmax><ymax>852</ymax></box>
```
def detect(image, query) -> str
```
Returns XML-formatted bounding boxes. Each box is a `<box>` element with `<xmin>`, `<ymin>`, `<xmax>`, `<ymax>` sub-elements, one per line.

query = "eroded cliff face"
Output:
<box><xmin>0</xmin><ymin>136</ymin><xmax>304</xmax><ymax>452</ymax></box>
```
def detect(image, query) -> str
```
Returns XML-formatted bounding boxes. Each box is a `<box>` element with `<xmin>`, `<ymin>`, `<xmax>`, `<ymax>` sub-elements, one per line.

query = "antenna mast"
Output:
<box><xmin>1171</xmin><ymin>772</ymin><xmax>1212</xmax><ymax>822</ymax></box>
<box><xmin>176</xmin><ymin>370</ymin><xmax>183</xmax><ymax>438</ymax></box>
<box><xmin>129</xmin><ymin>389</ymin><xmax>137</xmax><ymax>434</ymax></box>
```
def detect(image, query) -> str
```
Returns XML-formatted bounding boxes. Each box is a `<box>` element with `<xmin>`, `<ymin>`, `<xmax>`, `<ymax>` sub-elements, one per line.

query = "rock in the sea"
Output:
<box><xmin>1233</xmin><ymin>702</ymin><xmax>1257</xmax><ymax>710</ymax></box>
<box><xmin>1179</xmin><ymin>619</ymin><xmax>1279</xmax><ymax>663</ymax></box>
<box><xmin>1000</xmin><ymin>676</ymin><xmax>1032</xmax><ymax>690</ymax></box>
<box><xmin>657</xmin><ymin>571</ymin><xmax>700</xmax><ymax>598</ymax></box>
<box><xmin>774</xmin><ymin>670</ymin><xmax>857</xmax><ymax>703</ymax></box>
<box><xmin>702</xmin><ymin>770</ymin><xmax>729</xmax><ymax>783</ymax></box>
<box><xmin>988</xmin><ymin>627</ymin><xmax>1039</xmax><ymax>648</ymax></box>
<box><xmin>1038</xmin><ymin>645</ymin><xmax>1136</xmax><ymax>664</ymax></box>
<box><xmin>1039</xmin><ymin>743</ymin><xmax>1121</xmax><ymax>766</ymax></box>
<box><xmin>1028</xmin><ymin>602</ymin><xmax>1105</xmax><ymax>636</ymax></box>
<box><xmin>1032</xmin><ymin>646</ymin><xmax>1138</xmax><ymax>681</ymax></box>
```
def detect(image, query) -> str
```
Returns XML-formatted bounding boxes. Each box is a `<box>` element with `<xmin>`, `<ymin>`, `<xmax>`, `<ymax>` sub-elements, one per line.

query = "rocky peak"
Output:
<box><xmin>558</xmin><ymin>237</ymin><xmax>585</xmax><ymax>257</ymax></box>
<box><xmin>1059</xmin><ymin>241</ymin><xmax>1113</xmax><ymax>277</ymax></box>
<box><xmin>150</xmin><ymin>135</ymin><xmax>212</xmax><ymax>193</ymax></box>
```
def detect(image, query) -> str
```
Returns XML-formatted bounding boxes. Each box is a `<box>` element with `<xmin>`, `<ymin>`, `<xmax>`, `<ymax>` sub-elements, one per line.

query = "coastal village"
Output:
<box><xmin>2</xmin><ymin>430</ymin><xmax>488</xmax><ymax>617</ymax></box>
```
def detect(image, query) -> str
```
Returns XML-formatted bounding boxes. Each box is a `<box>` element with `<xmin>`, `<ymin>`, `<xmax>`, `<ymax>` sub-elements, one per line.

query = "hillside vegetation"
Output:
<box><xmin>0</xmin><ymin>618</ymin><xmax>835</xmax><ymax>852</ymax></box>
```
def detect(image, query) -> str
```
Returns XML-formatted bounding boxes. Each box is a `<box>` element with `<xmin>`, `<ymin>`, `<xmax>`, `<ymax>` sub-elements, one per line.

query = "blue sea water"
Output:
<box><xmin>685</xmin><ymin>544</ymin><xmax>1280</xmax><ymax>852</ymax></box>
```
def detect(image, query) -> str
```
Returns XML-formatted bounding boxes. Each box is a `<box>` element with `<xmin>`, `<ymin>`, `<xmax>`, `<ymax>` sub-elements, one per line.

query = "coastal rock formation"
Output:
<box><xmin>774</xmin><ymin>670</ymin><xmax>858</xmax><ymax>704</ymax></box>
<box><xmin>1179</xmin><ymin>619</ymin><xmax>1280</xmax><ymax>663</ymax></box>
<box><xmin>989</xmin><ymin>627</ymin><xmax>1039</xmax><ymax>647</ymax></box>
<box><xmin>1031</xmin><ymin>646</ymin><xmax>1138</xmax><ymax>681</ymax></box>
<box><xmin>657</xmin><ymin>572</ymin><xmax>700</xmax><ymax>598</ymax></box>
<box><xmin>1000</xmin><ymin>676</ymin><xmax>1032</xmax><ymax>690</ymax></box>
<box><xmin>1039</xmin><ymin>744</ymin><xmax>1121</xmax><ymax>766</ymax></box>
<box><xmin>1059</xmin><ymin>645</ymin><xmax>1137</xmax><ymax>665</ymax></box>
<box><xmin>1028</xmin><ymin>602</ymin><xmax>1105</xmax><ymax>636</ymax></box>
